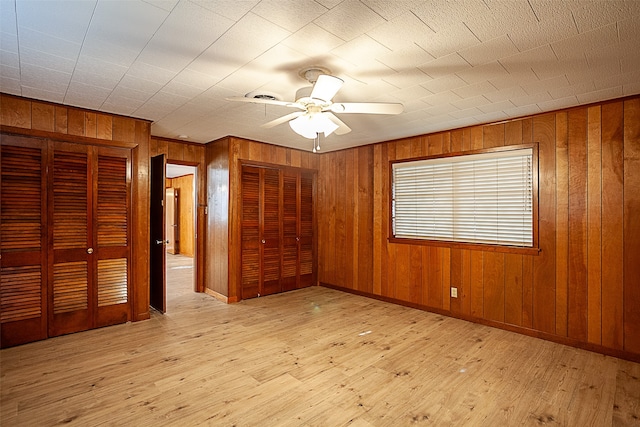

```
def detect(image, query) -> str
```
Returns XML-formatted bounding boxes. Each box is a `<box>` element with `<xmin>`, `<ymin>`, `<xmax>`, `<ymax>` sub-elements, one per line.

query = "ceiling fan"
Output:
<box><xmin>226</xmin><ymin>68</ymin><xmax>404</xmax><ymax>142</ymax></box>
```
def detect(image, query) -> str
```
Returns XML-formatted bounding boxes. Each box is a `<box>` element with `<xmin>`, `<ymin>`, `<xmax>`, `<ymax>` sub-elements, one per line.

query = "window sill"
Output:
<box><xmin>388</xmin><ymin>237</ymin><xmax>541</xmax><ymax>255</ymax></box>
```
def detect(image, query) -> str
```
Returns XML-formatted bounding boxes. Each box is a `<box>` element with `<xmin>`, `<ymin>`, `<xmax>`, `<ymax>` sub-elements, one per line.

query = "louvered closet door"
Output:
<box><xmin>0</xmin><ymin>135</ymin><xmax>48</xmax><ymax>347</ymax></box>
<box><xmin>261</xmin><ymin>167</ymin><xmax>281</xmax><ymax>296</ymax></box>
<box><xmin>48</xmin><ymin>142</ymin><xmax>131</xmax><ymax>336</ymax></box>
<box><xmin>94</xmin><ymin>147</ymin><xmax>131</xmax><ymax>328</ymax></box>
<box><xmin>48</xmin><ymin>142</ymin><xmax>93</xmax><ymax>336</ymax></box>
<box><xmin>241</xmin><ymin>166</ymin><xmax>260</xmax><ymax>299</ymax></box>
<box><xmin>240</xmin><ymin>165</ymin><xmax>282</xmax><ymax>299</ymax></box>
<box><xmin>299</xmin><ymin>172</ymin><xmax>315</xmax><ymax>288</ymax></box>
<box><xmin>281</xmin><ymin>171</ymin><xmax>299</xmax><ymax>292</ymax></box>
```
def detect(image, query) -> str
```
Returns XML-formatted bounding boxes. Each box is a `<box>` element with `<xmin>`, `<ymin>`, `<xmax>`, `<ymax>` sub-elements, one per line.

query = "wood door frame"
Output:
<box><xmin>163</xmin><ymin>159</ymin><xmax>201</xmax><ymax>295</ymax></box>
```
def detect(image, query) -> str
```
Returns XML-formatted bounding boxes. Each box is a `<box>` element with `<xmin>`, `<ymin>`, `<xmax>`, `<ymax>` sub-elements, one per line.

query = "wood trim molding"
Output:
<box><xmin>205</xmin><ymin>288</ymin><xmax>238</xmax><ymax>304</ymax></box>
<box><xmin>320</xmin><ymin>282</ymin><xmax>640</xmax><ymax>364</ymax></box>
<box><xmin>1</xmin><ymin>125</ymin><xmax>140</xmax><ymax>149</ymax></box>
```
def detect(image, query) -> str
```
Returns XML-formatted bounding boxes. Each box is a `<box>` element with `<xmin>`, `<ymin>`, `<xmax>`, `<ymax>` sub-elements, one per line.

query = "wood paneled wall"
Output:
<box><xmin>317</xmin><ymin>96</ymin><xmax>640</xmax><ymax>361</ymax></box>
<box><xmin>150</xmin><ymin>137</ymin><xmax>205</xmax><ymax>292</ymax></box>
<box><xmin>205</xmin><ymin>136</ymin><xmax>319</xmax><ymax>301</ymax></box>
<box><xmin>167</xmin><ymin>174</ymin><xmax>195</xmax><ymax>257</ymax></box>
<box><xmin>0</xmin><ymin>93</ymin><xmax>151</xmax><ymax>322</ymax></box>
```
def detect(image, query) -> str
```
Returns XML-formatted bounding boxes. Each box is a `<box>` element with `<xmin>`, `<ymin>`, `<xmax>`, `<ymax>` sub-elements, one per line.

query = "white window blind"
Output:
<box><xmin>392</xmin><ymin>148</ymin><xmax>533</xmax><ymax>247</ymax></box>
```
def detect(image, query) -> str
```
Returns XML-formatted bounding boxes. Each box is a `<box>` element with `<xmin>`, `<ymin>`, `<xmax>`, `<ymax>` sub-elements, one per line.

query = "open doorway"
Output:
<box><xmin>165</xmin><ymin>163</ymin><xmax>197</xmax><ymax>311</ymax></box>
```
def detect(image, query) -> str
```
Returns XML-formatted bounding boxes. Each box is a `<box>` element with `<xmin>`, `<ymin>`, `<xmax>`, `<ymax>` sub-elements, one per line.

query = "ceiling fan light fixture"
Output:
<box><xmin>289</xmin><ymin>113</ymin><xmax>338</xmax><ymax>139</ymax></box>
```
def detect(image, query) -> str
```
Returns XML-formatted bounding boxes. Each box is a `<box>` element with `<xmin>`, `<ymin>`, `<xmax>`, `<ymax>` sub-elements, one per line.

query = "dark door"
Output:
<box><xmin>150</xmin><ymin>155</ymin><xmax>166</xmax><ymax>313</ymax></box>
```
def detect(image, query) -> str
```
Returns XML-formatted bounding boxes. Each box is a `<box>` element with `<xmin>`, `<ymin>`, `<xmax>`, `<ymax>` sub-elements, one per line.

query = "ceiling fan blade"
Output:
<box><xmin>226</xmin><ymin>96</ymin><xmax>302</xmax><ymax>109</ymax></box>
<box><xmin>261</xmin><ymin>112</ymin><xmax>305</xmax><ymax>129</ymax></box>
<box><xmin>310</xmin><ymin>75</ymin><xmax>343</xmax><ymax>102</ymax></box>
<box><xmin>325</xmin><ymin>113</ymin><xmax>351</xmax><ymax>135</ymax></box>
<box><xmin>330</xmin><ymin>102</ymin><xmax>404</xmax><ymax>115</ymax></box>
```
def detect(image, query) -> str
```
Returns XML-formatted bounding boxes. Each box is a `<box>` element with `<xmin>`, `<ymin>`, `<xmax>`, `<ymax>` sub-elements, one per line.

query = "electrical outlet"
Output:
<box><xmin>451</xmin><ymin>287</ymin><xmax>458</xmax><ymax>298</ymax></box>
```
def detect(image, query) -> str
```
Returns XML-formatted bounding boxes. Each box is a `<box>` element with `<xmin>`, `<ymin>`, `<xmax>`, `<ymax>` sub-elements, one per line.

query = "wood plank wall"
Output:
<box><xmin>167</xmin><ymin>174</ymin><xmax>195</xmax><ymax>257</ymax></box>
<box><xmin>317</xmin><ymin>96</ymin><xmax>640</xmax><ymax>361</ymax></box>
<box><xmin>205</xmin><ymin>136</ymin><xmax>319</xmax><ymax>301</ymax></box>
<box><xmin>0</xmin><ymin>93</ymin><xmax>151</xmax><ymax>322</ymax></box>
<box><xmin>150</xmin><ymin>137</ymin><xmax>205</xmax><ymax>292</ymax></box>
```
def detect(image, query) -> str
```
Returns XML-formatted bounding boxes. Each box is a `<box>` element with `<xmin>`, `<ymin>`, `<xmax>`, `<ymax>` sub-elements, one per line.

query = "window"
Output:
<box><xmin>391</xmin><ymin>145</ymin><xmax>537</xmax><ymax>251</ymax></box>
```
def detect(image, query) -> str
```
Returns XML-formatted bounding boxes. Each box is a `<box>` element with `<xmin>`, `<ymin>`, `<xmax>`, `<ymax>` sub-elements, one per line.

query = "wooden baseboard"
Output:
<box><xmin>204</xmin><ymin>288</ymin><xmax>238</xmax><ymax>304</ymax></box>
<box><xmin>320</xmin><ymin>282</ymin><xmax>640</xmax><ymax>364</ymax></box>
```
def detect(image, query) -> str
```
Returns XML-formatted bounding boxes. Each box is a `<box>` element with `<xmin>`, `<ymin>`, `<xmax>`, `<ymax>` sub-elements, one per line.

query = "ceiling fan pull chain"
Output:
<box><xmin>316</xmin><ymin>133</ymin><xmax>321</xmax><ymax>152</ymax></box>
<box><xmin>312</xmin><ymin>133</ymin><xmax>317</xmax><ymax>153</ymax></box>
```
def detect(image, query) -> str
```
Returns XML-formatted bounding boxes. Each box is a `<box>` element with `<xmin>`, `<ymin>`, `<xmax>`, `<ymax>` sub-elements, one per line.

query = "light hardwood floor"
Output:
<box><xmin>1</xmin><ymin>255</ymin><xmax>639</xmax><ymax>426</ymax></box>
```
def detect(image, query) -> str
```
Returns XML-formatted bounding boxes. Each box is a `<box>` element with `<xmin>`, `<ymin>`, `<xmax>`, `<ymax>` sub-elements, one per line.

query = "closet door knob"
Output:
<box><xmin>87</xmin><ymin>248</ymin><xmax>94</xmax><ymax>254</ymax></box>
<box><xmin>262</xmin><ymin>239</ymin><xmax>266</xmax><ymax>244</ymax></box>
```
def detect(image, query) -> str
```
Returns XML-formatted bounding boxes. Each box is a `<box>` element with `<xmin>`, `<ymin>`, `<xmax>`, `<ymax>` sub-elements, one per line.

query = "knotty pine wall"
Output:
<box><xmin>205</xmin><ymin>136</ymin><xmax>319</xmax><ymax>302</ymax></box>
<box><xmin>317</xmin><ymin>96</ymin><xmax>640</xmax><ymax>361</ymax></box>
<box><xmin>150</xmin><ymin>137</ymin><xmax>205</xmax><ymax>292</ymax></box>
<box><xmin>0</xmin><ymin>93</ymin><xmax>152</xmax><ymax>322</ymax></box>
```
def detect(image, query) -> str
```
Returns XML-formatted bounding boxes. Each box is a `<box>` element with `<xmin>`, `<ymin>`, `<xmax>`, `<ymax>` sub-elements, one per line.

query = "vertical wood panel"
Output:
<box><xmin>470</xmin><ymin>126</ymin><xmax>483</xmax><ymax>150</ymax></box>
<box><xmin>442</xmin><ymin>247</ymin><xmax>450</xmax><ymax>310</ymax></box>
<box><xmin>67</xmin><ymin>109</ymin><xmax>84</xmax><ymax>137</ymax></box>
<box><xmin>504</xmin><ymin>253</ymin><xmax>523</xmax><ymax>326</ymax></box>
<box><xmin>587</xmin><ymin>106</ymin><xmax>602</xmax><ymax>345</ymax></box>
<box><xmin>96</xmin><ymin>114</ymin><xmax>112</xmax><ymax>140</ymax></box>
<box><xmin>505</xmin><ymin>120</ymin><xmax>523</xmax><ymax>146</ymax></box>
<box><xmin>358</xmin><ymin>147</ymin><xmax>373</xmax><ymax>294</ymax></box>
<box><xmin>396</xmin><ymin>244</ymin><xmax>410</xmax><ymax>301</ymax></box>
<box><xmin>31</xmin><ymin>102</ymin><xmax>55</xmax><ymax>132</ymax></box>
<box><xmin>85</xmin><ymin>112</ymin><xmax>97</xmax><ymax>139</ymax></box>
<box><xmin>555</xmin><ymin>111</ymin><xmax>569</xmax><ymax>337</ymax></box>
<box><xmin>335</xmin><ymin>152</ymin><xmax>347</xmax><ymax>288</ymax></box>
<box><xmin>601</xmin><ymin>102</ymin><xmax>624</xmax><ymax>350</ymax></box>
<box><xmin>470</xmin><ymin>251</ymin><xmax>483</xmax><ymax>317</ymax></box>
<box><xmin>450</xmin><ymin>129</ymin><xmax>464</xmax><ymax>152</ymax></box>
<box><xmin>0</xmin><ymin>96</ymin><xmax>31</xmax><ymax>128</ymax></box>
<box><xmin>427</xmin><ymin>247</ymin><xmax>442</xmax><ymax>308</ymax></box>
<box><xmin>483</xmin><ymin>252</ymin><xmax>505</xmax><ymax>322</ymax></box>
<box><xmin>380</xmin><ymin>143</ymin><xmax>391</xmax><ymax>297</ymax></box>
<box><xmin>568</xmin><ymin>108</ymin><xmax>588</xmax><ymax>341</ymax></box>
<box><xmin>373</xmin><ymin>144</ymin><xmax>383</xmax><ymax>295</ymax></box>
<box><xmin>483</xmin><ymin>123</ymin><xmax>504</xmax><ymax>148</ymax></box>
<box><xmin>450</xmin><ymin>249</ymin><xmax>462</xmax><ymax>313</ymax></box>
<box><xmin>623</xmin><ymin>98</ymin><xmax>640</xmax><ymax>354</ymax></box>
<box><xmin>55</xmin><ymin>107</ymin><xmax>67</xmax><ymax>134</ymax></box>
<box><xmin>112</xmin><ymin>117</ymin><xmax>136</xmax><ymax>143</ymax></box>
<box><xmin>346</xmin><ymin>149</ymin><xmax>356</xmax><ymax>290</ymax></box>
<box><xmin>168</xmin><ymin>141</ymin><xmax>183</xmax><ymax>161</ymax></box>
<box><xmin>533</xmin><ymin>113</ymin><xmax>556</xmax><ymax>334</ymax></box>
<box><xmin>428</xmin><ymin>134</ymin><xmax>442</xmax><ymax>155</ymax></box>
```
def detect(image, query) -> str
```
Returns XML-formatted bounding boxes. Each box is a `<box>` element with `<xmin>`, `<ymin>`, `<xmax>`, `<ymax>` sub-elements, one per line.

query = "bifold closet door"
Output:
<box><xmin>240</xmin><ymin>165</ymin><xmax>282</xmax><ymax>299</ymax></box>
<box><xmin>281</xmin><ymin>170</ymin><xmax>315</xmax><ymax>291</ymax></box>
<box><xmin>94</xmin><ymin>147</ymin><xmax>131</xmax><ymax>328</ymax></box>
<box><xmin>48</xmin><ymin>142</ymin><xmax>92</xmax><ymax>336</ymax></box>
<box><xmin>298</xmin><ymin>171</ymin><xmax>315</xmax><ymax>288</ymax></box>
<box><xmin>0</xmin><ymin>135</ymin><xmax>48</xmax><ymax>347</ymax></box>
<box><xmin>48</xmin><ymin>142</ymin><xmax>131</xmax><ymax>337</ymax></box>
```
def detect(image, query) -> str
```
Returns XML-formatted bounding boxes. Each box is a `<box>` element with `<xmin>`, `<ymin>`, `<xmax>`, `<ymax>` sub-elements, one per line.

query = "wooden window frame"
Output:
<box><xmin>389</xmin><ymin>143</ymin><xmax>540</xmax><ymax>255</ymax></box>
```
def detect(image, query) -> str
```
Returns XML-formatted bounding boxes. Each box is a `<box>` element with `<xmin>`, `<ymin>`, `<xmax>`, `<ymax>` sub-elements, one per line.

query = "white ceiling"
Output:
<box><xmin>1</xmin><ymin>1</ymin><xmax>639</xmax><ymax>152</ymax></box>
